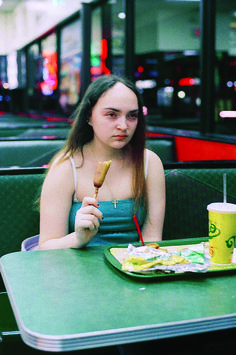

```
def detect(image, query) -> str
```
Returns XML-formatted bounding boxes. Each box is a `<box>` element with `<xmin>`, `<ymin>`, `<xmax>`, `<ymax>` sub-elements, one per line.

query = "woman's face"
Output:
<box><xmin>90</xmin><ymin>82</ymin><xmax>139</xmax><ymax>150</ymax></box>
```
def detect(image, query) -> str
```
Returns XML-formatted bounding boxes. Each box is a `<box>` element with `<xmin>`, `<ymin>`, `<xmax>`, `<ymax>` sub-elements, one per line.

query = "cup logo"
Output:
<box><xmin>209</xmin><ymin>245</ymin><xmax>214</xmax><ymax>257</ymax></box>
<box><xmin>225</xmin><ymin>236</ymin><xmax>235</xmax><ymax>249</ymax></box>
<box><xmin>209</xmin><ymin>222</ymin><xmax>220</xmax><ymax>239</ymax></box>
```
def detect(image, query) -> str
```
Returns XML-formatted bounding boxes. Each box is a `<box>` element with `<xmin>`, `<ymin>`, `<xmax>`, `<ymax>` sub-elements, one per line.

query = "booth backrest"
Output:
<box><xmin>18</xmin><ymin>127</ymin><xmax>70</xmax><ymax>139</ymax></box>
<box><xmin>0</xmin><ymin>137</ymin><xmax>176</xmax><ymax>169</ymax></box>
<box><xmin>0</xmin><ymin>165</ymin><xmax>236</xmax><ymax>257</ymax></box>
<box><xmin>146</xmin><ymin>136</ymin><xmax>176</xmax><ymax>162</ymax></box>
<box><xmin>0</xmin><ymin>140</ymin><xmax>65</xmax><ymax>167</ymax></box>
<box><xmin>0</xmin><ymin>170</ymin><xmax>44</xmax><ymax>257</ymax></box>
<box><xmin>163</xmin><ymin>167</ymin><xmax>236</xmax><ymax>240</ymax></box>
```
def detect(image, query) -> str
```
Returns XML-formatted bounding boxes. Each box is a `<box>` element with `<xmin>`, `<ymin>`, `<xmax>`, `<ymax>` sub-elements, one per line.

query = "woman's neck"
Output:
<box><xmin>86</xmin><ymin>141</ymin><xmax>126</xmax><ymax>162</ymax></box>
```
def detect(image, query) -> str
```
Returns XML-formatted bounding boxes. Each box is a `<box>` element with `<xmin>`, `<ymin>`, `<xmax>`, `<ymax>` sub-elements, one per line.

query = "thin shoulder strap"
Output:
<box><xmin>144</xmin><ymin>149</ymin><xmax>149</xmax><ymax>179</ymax></box>
<box><xmin>69</xmin><ymin>156</ymin><xmax>79</xmax><ymax>202</ymax></box>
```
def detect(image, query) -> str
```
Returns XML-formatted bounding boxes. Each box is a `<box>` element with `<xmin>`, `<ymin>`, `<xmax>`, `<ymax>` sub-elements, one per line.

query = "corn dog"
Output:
<box><xmin>93</xmin><ymin>160</ymin><xmax>112</xmax><ymax>198</ymax></box>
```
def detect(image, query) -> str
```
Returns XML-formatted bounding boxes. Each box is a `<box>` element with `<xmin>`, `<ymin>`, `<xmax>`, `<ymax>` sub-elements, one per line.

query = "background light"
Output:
<box><xmin>178</xmin><ymin>91</ymin><xmax>186</xmax><ymax>99</ymax></box>
<box><xmin>118</xmin><ymin>12</ymin><xmax>126</xmax><ymax>19</ymax></box>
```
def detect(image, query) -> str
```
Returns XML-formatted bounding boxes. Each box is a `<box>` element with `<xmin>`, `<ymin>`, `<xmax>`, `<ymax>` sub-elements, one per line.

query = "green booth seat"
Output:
<box><xmin>163</xmin><ymin>167</ymin><xmax>236</xmax><ymax>240</ymax></box>
<box><xmin>0</xmin><ymin>140</ymin><xmax>65</xmax><ymax>167</ymax></box>
<box><xmin>0</xmin><ymin>170</ymin><xmax>44</xmax><ymax>259</ymax></box>
<box><xmin>0</xmin><ymin>164</ymin><xmax>236</xmax><ymax>257</ymax></box>
<box><xmin>18</xmin><ymin>127</ymin><xmax>70</xmax><ymax>139</ymax></box>
<box><xmin>145</xmin><ymin>136</ymin><xmax>177</xmax><ymax>162</ymax></box>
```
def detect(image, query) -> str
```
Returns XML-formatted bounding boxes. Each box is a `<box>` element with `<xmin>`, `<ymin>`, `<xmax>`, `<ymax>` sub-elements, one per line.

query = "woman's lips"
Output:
<box><xmin>114</xmin><ymin>135</ymin><xmax>128</xmax><ymax>139</ymax></box>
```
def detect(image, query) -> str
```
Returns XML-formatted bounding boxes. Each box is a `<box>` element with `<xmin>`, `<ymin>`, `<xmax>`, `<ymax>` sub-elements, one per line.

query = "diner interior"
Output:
<box><xmin>0</xmin><ymin>0</ymin><xmax>236</xmax><ymax>355</ymax></box>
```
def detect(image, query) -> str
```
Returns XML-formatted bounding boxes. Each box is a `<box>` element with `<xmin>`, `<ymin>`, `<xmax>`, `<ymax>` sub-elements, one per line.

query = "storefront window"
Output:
<box><xmin>60</xmin><ymin>18</ymin><xmax>81</xmax><ymax>115</ymax></box>
<box><xmin>135</xmin><ymin>0</ymin><xmax>201</xmax><ymax>130</ymax></box>
<box><xmin>90</xmin><ymin>0</ymin><xmax>125</xmax><ymax>80</ymax></box>
<box><xmin>111</xmin><ymin>0</ymin><xmax>125</xmax><ymax>76</ymax></box>
<box><xmin>91</xmin><ymin>6</ymin><xmax>103</xmax><ymax>80</ymax></box>
<box><xmin>215</xmin><ymin>0</ymin><xmax>236</xmax><ymax>135</ymax></box>
<box><xmin>27</xmin><ymin>43</ymin><xmax>42</xmax><ymax>112</ymax></box>
<box><xmin>41</xmin><ymin>32</ymin><xmax>57</xmax><ymax>114</ymax></box>
<box><xmin>0</xmin><ymin>55</ymin><xmax>10</xmax><ymax>111</ymax></box>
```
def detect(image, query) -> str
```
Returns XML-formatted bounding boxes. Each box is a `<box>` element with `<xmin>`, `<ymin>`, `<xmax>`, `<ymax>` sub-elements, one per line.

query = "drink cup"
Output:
<box><xmin>207</xmin><ymin>202</ymin><xmax>236</xmax><ymax>265</ymax></box>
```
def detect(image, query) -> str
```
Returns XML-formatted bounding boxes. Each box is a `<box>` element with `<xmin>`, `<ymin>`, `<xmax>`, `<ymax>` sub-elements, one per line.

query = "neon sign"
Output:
<box><xmin>41</xmin><ymin>50</ymin><xmax>58</xmax><ymax>96</ymax></box>
<box><xmin>90</xmin><ymin>39</ymin><xmax>111</xmax><ymax>77</ymax></box>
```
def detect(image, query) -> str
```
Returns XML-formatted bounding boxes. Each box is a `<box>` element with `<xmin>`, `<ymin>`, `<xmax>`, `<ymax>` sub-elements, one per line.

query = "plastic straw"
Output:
<box><xmin>223</xmin><ymin>173</ymin><xmax>227</xmax><ymax>203</ymax></box>
<box><xmin>133</xmin><ymin>215</ymin><xmax>145</xmax><ymax>246</ymax></box>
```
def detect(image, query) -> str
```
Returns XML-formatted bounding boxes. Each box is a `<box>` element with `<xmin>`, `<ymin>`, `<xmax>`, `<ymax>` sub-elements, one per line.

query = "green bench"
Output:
<box><xmin>0</xmin><ymin>129</ymin><xmax>26</xmax><ymax>138</ymax></box>
<box><xmin>0</xmin><ymin>140</ymin><xmax>65</xmax><ymax>167</ymax></box>
<box><xmin>146</xmin><ymin>136</ymin><xmax>176</xmax><ymax>162</ymax></box>
<box><xmin>0</xmin><ymin>168</ymin><xmax>45</xmax><ymax>258</ymax></box>
<box><xmin>0</xmin><ymin>162</ymin><xmax>236</xmax><ymax>349</ymax></box>
<box><xmin>0</xmin><ymin>163</ymin><xmax>236</xmax><ymax>259</ymax></box>
<box><xmin>18</xmin><ymin>127</ymin><xmax>70</xmax><ymax>139</ymax></box>
<box><xmin>0</xmin><ymin>136</ymin><xmax>175</xmax><ymax>170</ymax></box>
<box><xmin>163</xmin><ymin>165</ymin><xmax>236</xmax><ymax>239</ymax></box>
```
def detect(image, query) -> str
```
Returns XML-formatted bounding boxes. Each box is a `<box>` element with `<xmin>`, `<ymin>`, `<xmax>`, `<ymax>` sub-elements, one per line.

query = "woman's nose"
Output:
<box><xmin>117</xmin><ymin>116</ymin><xmax>128</xmax><ymax>129</ymax></box>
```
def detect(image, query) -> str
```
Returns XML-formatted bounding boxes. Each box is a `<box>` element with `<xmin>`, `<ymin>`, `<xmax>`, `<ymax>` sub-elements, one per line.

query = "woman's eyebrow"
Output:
<box><xmin>129</xmin><ymin>109</ymin><xmax>139</xmax><ymax>113</ymax></box>
<box><xmin>103</xmin><ymin>108</ymin><xmax>139</xmax><ymax>113</ymax></box>
<box><xmin>103</xmin><ymin>107</ymin><xmax>120</xmax><ymax>112</ymax></box>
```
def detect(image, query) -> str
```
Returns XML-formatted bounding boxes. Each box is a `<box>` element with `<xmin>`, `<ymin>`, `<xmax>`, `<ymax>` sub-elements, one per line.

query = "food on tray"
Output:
<box><xmin>110</xmin><ymin>243</ymin><xmax>210</xmax><ymax>274</ymax></box>
<box><xmin>93</xmin><ymin>160</ymin><xmax>112</xmax><ymax>198</ymax></box>
<box><xmin>146</xmin><ymin>242</ymin><xmax>160</xmax><ymax>249</ymax></box>
<box><xmin>146</xmin><ymin>242</ymin><xmax>168</xmax><ymax>253</ymax></box>
<box><xmin>122</xmin><ymin>245</ymin><xmax>189</xmax><ymax>272</ymax></box>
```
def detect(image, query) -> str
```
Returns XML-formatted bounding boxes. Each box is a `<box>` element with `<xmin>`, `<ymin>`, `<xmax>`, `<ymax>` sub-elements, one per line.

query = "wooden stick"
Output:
<box><xmin>94</xmin><ymin>187</ymin><xmax>99</xmax><ymax>199</ymax></box>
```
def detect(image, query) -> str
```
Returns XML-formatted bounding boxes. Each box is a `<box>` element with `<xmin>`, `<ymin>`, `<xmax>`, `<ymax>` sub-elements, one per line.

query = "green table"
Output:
<box><xmin>1</xmin><ymin>239</ymin><xmax>236</xmax><ymax>352</ymax></box>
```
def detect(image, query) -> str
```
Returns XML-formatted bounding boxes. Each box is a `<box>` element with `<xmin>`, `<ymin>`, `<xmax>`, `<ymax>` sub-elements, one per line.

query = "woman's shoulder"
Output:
<box><xmin>44</xmin><ymin>153</ymin><xmax>75</xmax><ymax>187</ymax></box>
<box><xmin>145</xmin><ymin>148</ymin><xmax>164</xmax><ymax>178</ymax></box>
<box><xmin>40</xmin><ymin>154</ymin><xmax>75</xmax><ymax>199</ymax></box>
<box><xmin>145</xmin><ymin>148</ymin><xmax>163</xmax><ymax>166</ymax></box>
<box><xmin>50</xmin><ymin>153</ymin><xmax>72</xmax><ymax>171</ymax></box>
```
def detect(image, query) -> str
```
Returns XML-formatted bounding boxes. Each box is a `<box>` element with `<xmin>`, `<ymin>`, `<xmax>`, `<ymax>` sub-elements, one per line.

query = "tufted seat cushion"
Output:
<box><xmin>163</xmin><ymin>168</ymin><xmax>236</xmax><ymax>240</ymax></box>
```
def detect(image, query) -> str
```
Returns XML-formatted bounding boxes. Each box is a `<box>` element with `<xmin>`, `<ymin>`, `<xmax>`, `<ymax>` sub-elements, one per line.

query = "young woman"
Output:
<box><xmin>38</xmin><ymin>75</ymin><xmax>165</xmax><ymax>250</ymax></box>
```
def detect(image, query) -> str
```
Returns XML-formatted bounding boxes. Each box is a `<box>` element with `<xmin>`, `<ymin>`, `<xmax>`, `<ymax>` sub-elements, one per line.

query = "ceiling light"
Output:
<box><xmin>118</xmin><ymin>12</ymin><xmax>126</xmax><ymax>19</ymax></box>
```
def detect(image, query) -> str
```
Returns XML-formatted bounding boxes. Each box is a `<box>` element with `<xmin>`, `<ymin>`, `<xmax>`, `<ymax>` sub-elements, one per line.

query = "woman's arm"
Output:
<box><xmin>141</xmin><ymin>149</ymin><xmax>166</xmax><ymax>242</ymax></box>
<box><xmin>39</xmin><ymin>159</ymin><xmax>102</xmax><ymax>250</ymax></box>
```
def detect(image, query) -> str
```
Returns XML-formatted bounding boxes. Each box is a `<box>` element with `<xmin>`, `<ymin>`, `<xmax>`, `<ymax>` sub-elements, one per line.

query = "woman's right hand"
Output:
<box><xmin>74</xmin><ymin>197</ymin><xmax>103</xmax><ymax>248</ymax></box>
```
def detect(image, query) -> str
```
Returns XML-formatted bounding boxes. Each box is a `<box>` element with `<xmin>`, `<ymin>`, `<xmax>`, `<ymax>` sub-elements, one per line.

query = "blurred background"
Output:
<box><xmin>0</xmin><ymin>0</ymin><xmax>235</xmax><ymax>166</ymax></box>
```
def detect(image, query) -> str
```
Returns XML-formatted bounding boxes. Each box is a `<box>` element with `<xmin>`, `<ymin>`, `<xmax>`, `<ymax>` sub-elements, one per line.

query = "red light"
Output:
<box><xmin>90</xmin><ymin>67</ymin><xmax>101</xmax><ymax>75</ymax></box>
<box><xmin>178</xmin><ymin>77</ymin><xmax>195</xmax><ymax>86</ymax></box>
<box><xmin>100</xmin><ymin>39</ymin><xmax>111</xmax><ymax>75</ymax></box>
<box><xmin>195</xmin><ymin>28</ymin><xmax>200</xmax><ymax>36</ymax></box>
<box><xmin>41</xmin><ymin>50</ymin><xmax>58</xmax><ymax>94</ymax></box>
<box><xmin>91</xmin><ymin>39</ymin><xmax>111</xmax><ymax>77</ymax></box>
<box><xmin>137</xmin><ymin>66</ymin><xmax>144</xmax><ymax>73</ymax></box>
<box><xmin>101</xmin><ymin>39</ymin><xmax>107</xmax><ymax>60</ymax></box>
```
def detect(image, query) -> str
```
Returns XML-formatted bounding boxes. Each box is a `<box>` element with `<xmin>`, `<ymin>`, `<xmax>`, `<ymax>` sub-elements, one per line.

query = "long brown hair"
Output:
<box><xmin>53</xmin><ymin>75</ymin><xmax>147</xmax><ymax>209</ymax></box>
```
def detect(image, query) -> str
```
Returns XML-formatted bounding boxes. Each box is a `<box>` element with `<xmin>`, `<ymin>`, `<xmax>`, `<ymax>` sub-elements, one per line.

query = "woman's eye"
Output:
<box><xmin>127</xmin><ymin>113</ymin><xmax>138</xmax><ymax>120</ymax></box>
<box><xmin>106</xmin><ymin>112</ymin><xmax>117</xmax><ymax>118</ymax></box>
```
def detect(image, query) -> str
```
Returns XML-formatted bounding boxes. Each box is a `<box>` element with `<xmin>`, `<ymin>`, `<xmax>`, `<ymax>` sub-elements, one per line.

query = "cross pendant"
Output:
<box><xmin>112</xmin><ymin>199</ymin><xmax>118</xmax><ymax>208</ymax></box>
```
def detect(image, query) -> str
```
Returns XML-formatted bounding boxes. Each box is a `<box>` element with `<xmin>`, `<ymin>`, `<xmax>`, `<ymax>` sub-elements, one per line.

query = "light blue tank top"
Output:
<box><xmin>68</xmin><ymin>154</ymin><xmax>148</xmax><ymax>246</ymax></box>
<box><xmin>69</xmin><ymin>199</ymin><xmax>145</xmax><ymax>246</ymax></box>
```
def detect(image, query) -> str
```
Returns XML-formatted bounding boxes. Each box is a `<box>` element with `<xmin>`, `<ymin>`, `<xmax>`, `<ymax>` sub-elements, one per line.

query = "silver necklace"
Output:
<box><xmin>104</xmin><ymin>180</ymin><xmax>119</xmax><ymax>208</ymax></box>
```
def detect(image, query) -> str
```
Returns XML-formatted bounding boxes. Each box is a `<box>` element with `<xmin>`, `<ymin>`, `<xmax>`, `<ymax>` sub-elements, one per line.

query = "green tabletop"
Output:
<box><xmin>1</xmin><ymin>239</ymin><xmax>236</xmax><ymax>351</ymax></box>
